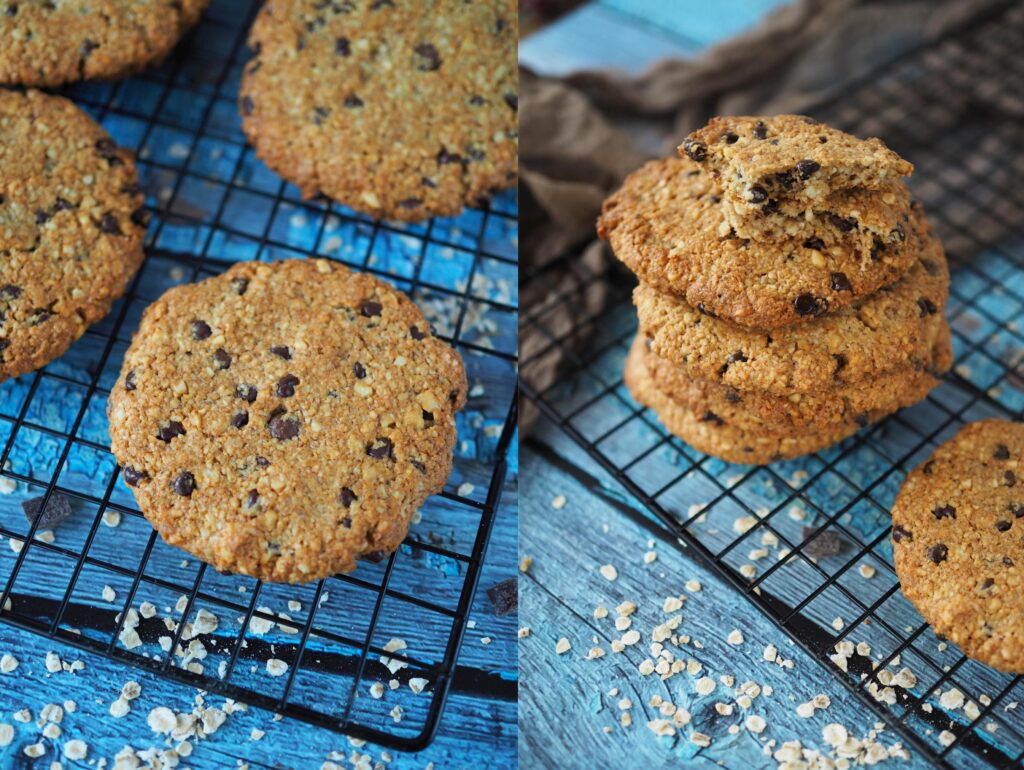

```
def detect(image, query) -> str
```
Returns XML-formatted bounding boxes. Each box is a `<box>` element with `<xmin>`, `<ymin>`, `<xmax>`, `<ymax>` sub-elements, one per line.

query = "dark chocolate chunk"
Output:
<box><xmin>681</xmin><ymin>138</ymin><xmax>707</xmax><ymax>162</ymax></box>
<box><xmin>270</xmin><ymin>345</ymin><xmax>291</xmax><ymax>360</ymax></box>
<box><xmin>237</xmin><ymin>384</ymin><xmax>257</xmax><ymax>403</ymax></box>
<box><xmin>344</xmin><ymin>94</ymin><xmax>364</xmax><ymax>108</ymax></box>
<box><xmin>268</xmin><ymin>409</ymin><xmax>299</xmax><ymax>440</ymax></box>
<box><xmin>994</xmin><ymin>444</ymin><xmax>1011</xmax><ymax>460</ymax></box>
<box><xmin>410</xmin><ymin>325</ymin><xmax>425</xmax><ymax>340</ymax></box>
<box><xmin>917</xmin><ymin>297</ymin><xmax>936</xmax><ymax>317</ymax></box>
<box><xmin>927</xmin><ymin>543</ymin><xmax>948</xmax><ymax>564</ymax></box>
<box><xmin>796</xmin><ymin>159</ymin><xmax>820</xmax><ymax>179</ymax></box>
<box><xmin>124</xmin><ymin>370</ymin><xmax>137</xmax><ymax>391</ymax></box>
<box><xmin>245</xmin><ymin>489</ymin><xmax>259</xmax><ymax>508</ymax></box>
<box><xmin>359</xmin><ymin>300</ymin><xmax>382</xmax><ymax>317</ymax></box>
<box><xmin>256</xmin><ymin>456</ymin><xmax>270</xmax><ymax>468</ymax></box>
<box><xmin>353</xmin><ymin>361</ymin><xmax>367</xmax><ymax>379</ymax></box>
<box><xmin>240</xmin><ymin>96</ymin><xmax>254</xmax><ymax>116</ymax></box>
<box><xmin>173</xmin><ymin>472</ymin><xmax>195</xmax><ymax>497</ymax></box>
<box><xmin>21</xmin><ymin>493</ymin><xmax>73</xmax><ymax>529</ymax></box>
<box><xmin>996</xmin><ymin>520</ymin><xmax>1012</xmax><ymax>532</ymax></box>
<box><xmin>335</xmin><ymin>36</ymin><xmax>350</xmax><ymax>56</ymax></box>
<box><xmin>192</xmin><ymin>320</ymin><xmax>212</xmax><ymax>340</ymax></box>
<box><xmin>231</xmin><ymin>278</ymin><xmax>249</xmax><ymax>295</ymax></box>
<box><xmin>339</xmin><ymin>487</ymin><xmax>357</xmax><ymax>507</ymax></box>
<box><xmin>276</xmin><ymin>373</ymin><xmax>300</xmax><ymax>398</ymax></box>
<box><xmin>486</xmin><ymin>578</ymin><xmax>517</xmax><ymax>617</ymax></box>
<box><xmin>366</xmin><ymin>437</ymin><xmax>394</xmax><ymax>459</ymax></box>
<box><xmin>747</xmin><ymin>185</ymin><xmax>768</xmax><ymax>204</ymax></box>
<box><xmin>157</xmin><ymin>420</ymin><xmax>186</xmax><ymax>443</ymax></box>
<box><xmin>1005</xmin><ymin>470</ymin><xmax>1018</xmax><ymax>487</ymax></box>
<box><xmin>830</xmin><ymin>273</ymin><xmax>852</xmax><ymax>292</ymax></box>
<box><xmin>504</xmin><ymin>93</ymin><xmax>518</xmax><ymax>111</ymax></box>
<box><xmin>752</xmin><ymin>121</ymin><xmax>767</xmax><ymax>139</ymax></box>
<box><xmin>803</xmin><ymin>237</ymin><xmax>824</xmax><ymax>250</ymax></box>
<box><xmin>699</xmin><ymin>411</ymin><xmax>723</xmax><ymax>426</ymax></box>
<box><xmin>932</xmin><ymin>504</ymin><xmax>956</xmax><ymax>520</ymax></box>
<box><xmin>231</xmin><ymin>410</ymin><xmax>249</xmax><ymax>429</ymax></box>
<box><xmin>122</xmin><ymin>465</ymin><xmax>149</xmax><ymax>487</ymax></box>
<box><xmin>437</xmin><ymin>148</ymin><xmax>462</xmax><ymax>165</ymax></box>
<box><xmin>100</xmin><ymin>214</ymin><xmax>122</xmax><ymax>235</ymax></box>
<box><xmin>724</xmin><ymin>131</ymin><xmax>738</xmax><ymax>144</ymax></box>
<box><xmin>214</xmin><ymin>348</ymin><xmax>231</xmax><ymax>369</ymax></box>
<box><xmin>828</xmin><ymin>214</ymin><xmax>855</xmax><ymax>232</ymax></box>
<box><xmin>892</xmin><ymin>524</ymin><xmax>913</xmax><ymax>543</ymax></box>
<box><xmin>413</xmin><ymin>42</ymin><xmax>442</xmax><ymax>71</ymax></box>
<box><xmin>793</xmin><ymin>294</ymin><xmax>825</xmax><ymax>317</ymax></box>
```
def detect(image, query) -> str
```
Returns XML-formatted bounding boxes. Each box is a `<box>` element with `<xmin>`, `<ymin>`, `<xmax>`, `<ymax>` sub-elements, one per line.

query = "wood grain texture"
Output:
<box><xmin>519</xmin><ymin>421</ymin><xmax>933</xmax><ymax>770</ymax></box>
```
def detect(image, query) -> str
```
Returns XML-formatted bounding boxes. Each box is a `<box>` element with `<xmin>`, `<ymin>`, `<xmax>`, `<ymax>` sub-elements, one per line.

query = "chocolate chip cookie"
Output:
<box><xmin>239</xmin><ymin>0</ymin><xmax>517</xmax><ymax>222</ymax></box>
<box><xmin>641</xmin><ymin>323</ymin><xmax>951</xmax><ymax>431</ymax></box>
<box><xmin>107</xmin><ymin>259</ymin><xmax>467</xmax><ymax>584</ymax></box>
<box><xmin>0</xmin><ymin>0</ymin><xmax>209</xmax><ymax>87</ymax></box>
<box><xmin>681</xmin><ymin>114</ymin><xmax>913</xmax><ymax>226</ymax></box>
<box><xmin>892</xmin><ymin>419</ymin><xmax>1024</xmax><ymax>673</ymax></box>
<box><xmin>634</xmin><ymin>209</ymin><xmax>949</xmax><ymax>398</ymax></box>
<box><xmin>598</xmin><ymin>158</ymin><xmax>917</xmax><ymax>329</ymax></box>
<box><xmin>1</xmin><ymin>88</ymin><xmax>146</xmax><ymax>383</ymax></box>
<box><xmin>624</xmin><ymin>338</ymin><xmax>873</xmax><ymax>464</ymax></box>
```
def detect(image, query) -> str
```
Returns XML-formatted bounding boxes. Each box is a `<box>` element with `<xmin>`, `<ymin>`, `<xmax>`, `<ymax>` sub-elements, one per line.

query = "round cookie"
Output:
<box><xmin>0</xmin><ymin>0</ymin><xmax>209</xmax><ymax>87</ymax></box>
<box><xmin>598</xmin><ymin>157</ymin><xmax>918</xmax><ymax>329</ymax></box>
<box><xmin>892</xmin><ymin>419</ymin><xmax>1024</xmax><ymax>673</ymax></box>
<box><xmin>641</xmin><ymin>322</ymin><xmax>951</xmax><ymax>430</ymax></box>
<box><xmin>634</xmin><ymin>209</ymin><xmax>949</xmax><ymax>398</ymax></box>
<box><xmin>239</xmin><ymin>0</ymin><xmax>518</xmax><ymax>222</ymax></box>
<box><xmin>107</xmin><ymin>259</ymin><xmax>467</xmax><ymax>584</ymax></box>
<box><xmin>624</xmin><ymin>338</ymin><xmax>870</xmax><ymax>464</ymax></box>
<box><xmin>1</xmin><ymin>89</ymin><xmax>146</xmax><ymax>383</ymax></box>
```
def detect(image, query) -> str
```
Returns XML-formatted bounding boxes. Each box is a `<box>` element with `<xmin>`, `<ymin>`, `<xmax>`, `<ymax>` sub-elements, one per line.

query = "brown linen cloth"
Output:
<box><xmin>520</xmin><ymin>0</ymin><xmax>1006</xmax><ymax>432</ymax></box>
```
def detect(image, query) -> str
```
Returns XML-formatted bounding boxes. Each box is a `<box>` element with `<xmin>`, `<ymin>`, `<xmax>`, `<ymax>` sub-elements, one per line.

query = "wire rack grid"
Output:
<box><xmin>522</xmin><ymin>5</ymin><xmax>1024</xmax><ymax>768</ymax></box>
<box><xmin>0</xmin><ymin>0</ymin><xmax>519</xmax><ymax>752</ymax></box>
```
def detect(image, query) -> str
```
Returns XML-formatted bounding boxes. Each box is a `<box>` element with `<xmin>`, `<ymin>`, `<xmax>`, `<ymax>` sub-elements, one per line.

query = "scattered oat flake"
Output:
<box><xmin>599</xmin><ymin>564</ymin><xmax>618</xmax><ymax>581</ymax></box>
<box><xmin>643</xmin><ymin>551</ymin><xmax>657</xmax><ymax>564</ymax></box>
<box><xmin>63</xmin><ymin>740</ymin><xmax>88</xmax><ymax>760</ymax></box>
<box><xmin>148</xmin><ymin>707</ymin><xmax>177</xmax><ymax>734</ymax></box>
<box><xmin>690</xmin><ymin>732</ymin><xmax>712</xmax><ymax>747</ymax></box>
<box><xmin>457</xmin><ymin>482</ymin><xmax>475</xmax><ymax>497</ymax></box>
<box><xmin>517</xmin><ymin>627</ymin><xmax>531</xmax><ymax>638</ymax></box>
<box><xmin>551</xmin><ymin>495</ymin><xmax>566</xmax><ymax>509</ymax></box>
<box><xmin>745</xmin><ymin>715</ymin><xmax>767</xmax><ymax>733</ymax></box>
<box><xmin>858</xmin><ymin>563</ymin><xmax>876</xmax><ymax>578</ymax></box>
<box><xmin>555</xmin><ymin>638</ymin><xmax>571</xmax><ymax>655</ymax></box>
<box><xmin>727</xmin><ymin>630</ymin><xmax>744</xmax><ymax>645</ymax></box>
<box><xmin>0</xmin><ymin>654</ymin><xmax>17</xmax><ymax>673</ymax></box>
<box><xmin>685</xmin><ymin>579</ymin><xmax>701</xmax><ymax>592</ymax></box>
<box><xmin>518</xmin><ymin>555</ymin><xmax>532</xmax><ymax>573</ymax></box>
<box><xmin>266</xmin><ymin>658</ymin><xmax>289</xmax><ymax>676</ymax></box>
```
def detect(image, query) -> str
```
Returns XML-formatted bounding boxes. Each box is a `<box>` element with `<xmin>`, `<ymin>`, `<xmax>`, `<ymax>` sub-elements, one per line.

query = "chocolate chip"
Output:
<box><xmin>437</xmin><ymin>148</ymin><xmax>462</xmax><ymax>165</ymax></box>
<box><xmin>696</xmin><ymin>303</ymin><xmax>717</xmax><ymax>318</ymax></box>
<box><xmin>35</xmin><ymin>209</ymin><xmax>50</xmax><ymax>224</ymax></box>
<box><xmin>192</xmin><ymin>320</ymin><xmax>211</xmax><ymax>340</ymax></box>
<box><xmin>173</xmin><ymin>472</ymin><xmax>195</xmax><ymax>497</ymax></box>
<box><xmin>100</xmin><ymin>214</ymin><xmax>122</xmax><ymax>235</ymax></box>
<box><xmin>240</xmin><ymin>96</ymin><xmax>254</xmax><ymax>116</ymax></box>
<box><xmin>1005</xmin><ymin>556</ymin><xmax>1015</xmax><ymax>567</ymax></box>
<box><xmin>276</xmin><ymin>374</ymin><xmax>299</xmax><ymax>397</ymax></box>
<box><xmin>422</xmin><ymin>410</ymin><xmax>435</xmax><ymax>425</ymax></box>
<box><xmin>803</xmin><ymin>237</ymin><xmax>824</xmax><ymax>250</ymax></box>
<box><xmin>335</xmin><ymin>36</ymin><xmax>350</xmax><ymax>55</ymax></box>
<box><xmin>131</xmin><ymin>207</ymin><xmax>149</xmax><ymax>227</ymax></box>
<box><xmin>269</xmin><ymin>345</ymin><xmax>291</xmax><ymax>360</ymax></box>
<box><xmin>927</xmin><ymin>543</ymin><xmax>948</xmax><ymax>564</ymax></box>
<box><xmin>256</xmin><ymin>456</ymin><xmax>270</xmax><ymax>468</ymax></box>
<box><xmin>762</xmin><ymin>199</ymin><xmax>780</xmax><ymax>215</ymax></box>
<box><xmin>981</xmin><ymin>577</ymin><xmax>994</xmax><ymax>590</ymax></box>
<box><xmin>122</xmin><ymin>465</ymin><xmax>149</xmax><ymax>486</ymax></box>
<box><xmin>724</xmin><ymin>131</ymin><xmax>738</xmax><ymax>144</ymax></box>
<box><xmin>892</xmin><ymin>524</ymin><xmax>913</xmax><ymax>543</ymax></box>
<box><xmin>231</xmin><ymin>278</ymin><xmax>249</xmax><ymax>295</ymax></box>
<box><xmin>724</xmin><ymin>389</ymin><xmax>740</xmax><ymax>404</ymax></box>
<box><xmin>932</xmin><ymin>504</ymin><xmax>956</xmax><ymax>520</ymax></box>
<box><xmin>22</xmin><ymin>493</ymin><xmax>73</xmax><ymax>529</ymax></box>
<box><xmin>469</xmin><ymin>94</ymin><xmax>485</xmax><ymax>106</ymax></box>
<box><xmin>828</xmin><ymin>214</ymin><xmax>855</xmax><ymax>232</ymax></box>
<box><xmin>410</xmin><ymin>325</ymin><xmax>425</xmax><ymax>340</ymax></box>
<box><xmin>504</xmin><ymin>93</ymin><xmax>518</xmax><ymax>111</ymax></box>
<box><xmin>719</xmin><ymin>350</ymin><xmax>748</xmax><ymax>376</ymax></box>
<box><xmin>81</xmin><ymin>39</ymin><xmax>99</xmax><ymax>56</ymax></box>
<box><xmin>214</xmin><ymin>348</ymin><xmax>231</xmax><ymax>369</ymax></box>
<box><xmin>747</xmin><ymin>185</ymin><xmax>768</xmax><ymax>204</ymax></box>
<box><xmin>55</xmin><ymin>197</ymin><xmax>74</xmax><ymax>210</ymax></box>
<box><xmin>0</xmin><ymin>284</ymin><xmax>20</xmax><ymax>298</ymax></box>
<box><xmin>414</xmin><ymin>43</ymin><xmax>442</xmax><ymax>71</ymax></box>
<box><xmin>231</xmin><ymin>410</ymin><xmax>249</xmax><ymax>429</ymax></box>
<box><xmin>892</xmin><ymin>223</ymin><xmax>906</xmax><ymax>242</ymax></box>
<box><xmin>994</xmin><ymin>444</ymin><xmax>1010</xmax><ymax>460</ymax></box>
<box><xmin>486</xmin><ymin>578</ymin><xmax>517</xmax><ymax>617</ymax></box>
<box><xmin>124</xmin><ymin>370</ymin><xmax>137</xmax><ymax>391</ymax></box>
<box><xmin>268</xmin><ymin>409</ymin><xmax>299</xmax><ymax>440</ymax></box>
<box><xmin>793</xmin><ymin>294</ymin><xmax>825</xmax><ymax>317</ymax></box>
<box><xmin>5</xmin><ymin>4</ymin><xmax>17</xmax><ymax>15</ymax></box>
<box><xmin>411</xmin><ymin>459</ymin><xmax>426</xmax><ymax>473</ymax></box>
<box><xmin>921</xmin><ymin>259</ymin><xmax>940</xmax><ymax>277</ymax></box>
<box><xmin>237</xmin><ymin>384</ymin><xmax>257</xmax><ymax>403</ymax></box>
<box><xmin>466</xmin><ymin>145</ymin><xmax>486</xmax><ymax>162</ymax></box>
<box><xmin>359</xmin><ymin>300</ymin><xmax>382</xmax><ymax>317</ymax></box>
<box><xmin>360</xmin><ymin>550</ymin><xmax>387</xmax><ymax>563</ymax></box>
<box><xmin>996</xmin><ymin>520</ymin><xmax>1012</xmax><ymax>532</ymax></box>
<box><xmin>353</xmin><ymin>361</ymin><xmax>367</xmax><ymax>379</ymax></box>
<box><xmin>1005</xmin><ymin>470</ymin><xmax>1017</xmax><ymax>487</ymax></box>
<box><xmin>796</xmin><ymin>159</ymin><xmax>820</xmax><ymax>179</ymax></box>
<box><xmin>341</xmin><ymin>516</ymin><xmax>352</xmax><ymax>528</ymax></box>
<box><xmin>681</xmin><ymin>138</ymin><xmax>707</xmax><ymax>162</ymax></box>
<box><xmin>917</xmin><ymin>297</ymin><xmax>936</xmax><ymax>316</ymax></box>
<box><xmin>366</xmin><ymin>437</ymin><xmax>394</xmax><ymax>459</ymax></box>
<box><xmin>830</xmin><ymin>273</ymin><xmax>852</xmax><ymax>292</ymax></box>
<box><xmin>340</xmin><ymin>487</ymin><xmax>357</xmax><ymax>507</ymax></box>
<box><xmin>922</xmin><ymin>460</ymin><xmax>935</xmax><ymax>474</ymax></box>
<box><xmin>344</xmin><ymin>94</ymin><xmax>364</xmax><ymax>108</ymax></box>
<box><xmin>752</xmin><ymin>121</ymin><xmax>767</xmax><ymax>139</ymax></box>
<box><xmin>699</xmin><ymin>411</ymin><xmax>723</xmax><ymax>426</ymax></box>
<box><xmin>157</xmin><ymin>421</ymin><xmax>186</xmax><ymax>443</ymax></box>
<box><xmin>245</xmin><ymin>489</ymin><xmax>259</xmax><ymax>508</ymax></box>
<box><xmin>803</xmin><ymin>527</ymin><xmax>845</xmax><ymax>558</ymax></box>
<box><xmin>853</xmin><ymin>413</ymin><xmax>869</xmax><ymax>428</ymax></box>
<box><xmin>398</xmin><ymin>197</ymin><xmax>422</xmax><ymax>209</ymax></box>
<box><xmin>1011</xmin><ymin>502</ymin><xmax>1024</xmax><ymax>518</ymax></box>
<box><xmin>313</xmin><ymin>106</ymin><xmax>330</xmax><ymax>124</ymax></box>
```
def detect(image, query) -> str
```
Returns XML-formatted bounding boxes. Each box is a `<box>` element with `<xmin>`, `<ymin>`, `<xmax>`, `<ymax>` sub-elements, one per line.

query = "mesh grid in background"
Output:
<box><xmin>0</xmin><ymin>0</ymin><xmax>518</xmax><ymax>752</ymax></box>
<box><xmin>522</xmin><ymin>5</ymin><xmax>1024</xmax><ymax>768</ymax></box>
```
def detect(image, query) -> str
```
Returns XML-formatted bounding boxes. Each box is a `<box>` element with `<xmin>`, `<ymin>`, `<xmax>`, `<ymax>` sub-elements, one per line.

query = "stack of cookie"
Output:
<box><xmin>598</xmin><ymin>115</ymin><xmax>952</xmax><ymax>464</ymax></box>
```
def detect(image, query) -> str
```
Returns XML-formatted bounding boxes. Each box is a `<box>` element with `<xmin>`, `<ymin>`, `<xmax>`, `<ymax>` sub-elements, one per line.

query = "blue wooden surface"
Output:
<box><xmin>0</xmin><ymin>0</ymin><xmax>519</xmax><ymax>764</ymax></box>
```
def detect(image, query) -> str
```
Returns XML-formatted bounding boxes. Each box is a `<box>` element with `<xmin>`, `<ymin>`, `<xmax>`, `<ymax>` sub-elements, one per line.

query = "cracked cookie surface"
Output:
<box><xmin>681</xmin><ymin>114</ymin><xmax>912</xmax><ymax>226</ymax></box>
<box><xmin>108</xmin><ymin>258</ymin><xmax>467</xmax><ymax>583</ymax></box>
<box><xmin>598</xmin><ymin>158</ymin><xmax>917</xmax><ymax>329</ymax></box>
<box><xmin>892</xmin><ymin>419</ymin><xmax>1024</xmax><ymax>673</ymax></box>
<box><xmin>633</xmin><ymin>205</ymin><xmax>949</xmax><ymax>398</ymax></box>
<box><xmin>0</xmin><ymin>88</ymin><xmax>146</xmax><ymax>382</ymax></box>
<box><xmin>0</xmin><ymin>0</ymin><xmax>209</xmax><ymax>87</ymax></box>
<box><xmin>239</xmin><ymin>0</ymin><xmax>518</xmax><ymax>221</ymax></box>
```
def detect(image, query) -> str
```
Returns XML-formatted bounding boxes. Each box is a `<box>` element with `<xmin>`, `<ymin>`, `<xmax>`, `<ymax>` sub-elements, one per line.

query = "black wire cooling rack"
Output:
<box><xmin>0</xmin><ymin>0</ymin><xmax>518</xmax><ymax>752</ymax></box>
<box><xmin>522</xmin><ymin>4</ymin><xmax>1024</xmax><ymax>768</ymax></box>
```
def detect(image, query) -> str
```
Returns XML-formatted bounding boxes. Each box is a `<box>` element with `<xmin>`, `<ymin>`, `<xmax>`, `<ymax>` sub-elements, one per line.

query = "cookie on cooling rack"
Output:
<box><xmin>0</xmin><ymin>89</ymin><xmax>146</xmax><ymax>383</ymax></box>
<box><xmin>598</xmin><ymin>157</ymin><xmax>917</xmax><ymax>330</ymax></box>
<box><xmin>892</xmin><ymin>419</ymin><xmax>1024</xmax><ymax>673</ymax></box>
<box><xmin>238</xmin><ymin>0</ymin><xmax>518</xmax><ymax>221</ymax></box>
<box><xmin>107</xmin><ymin>259</ymin><xmax>467</xmax><ymax>584</ymax></box>
<box><xmin>0</xmin><ymin>0</ymin><xmax>210</xmax><ymax>87</ymax></box>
